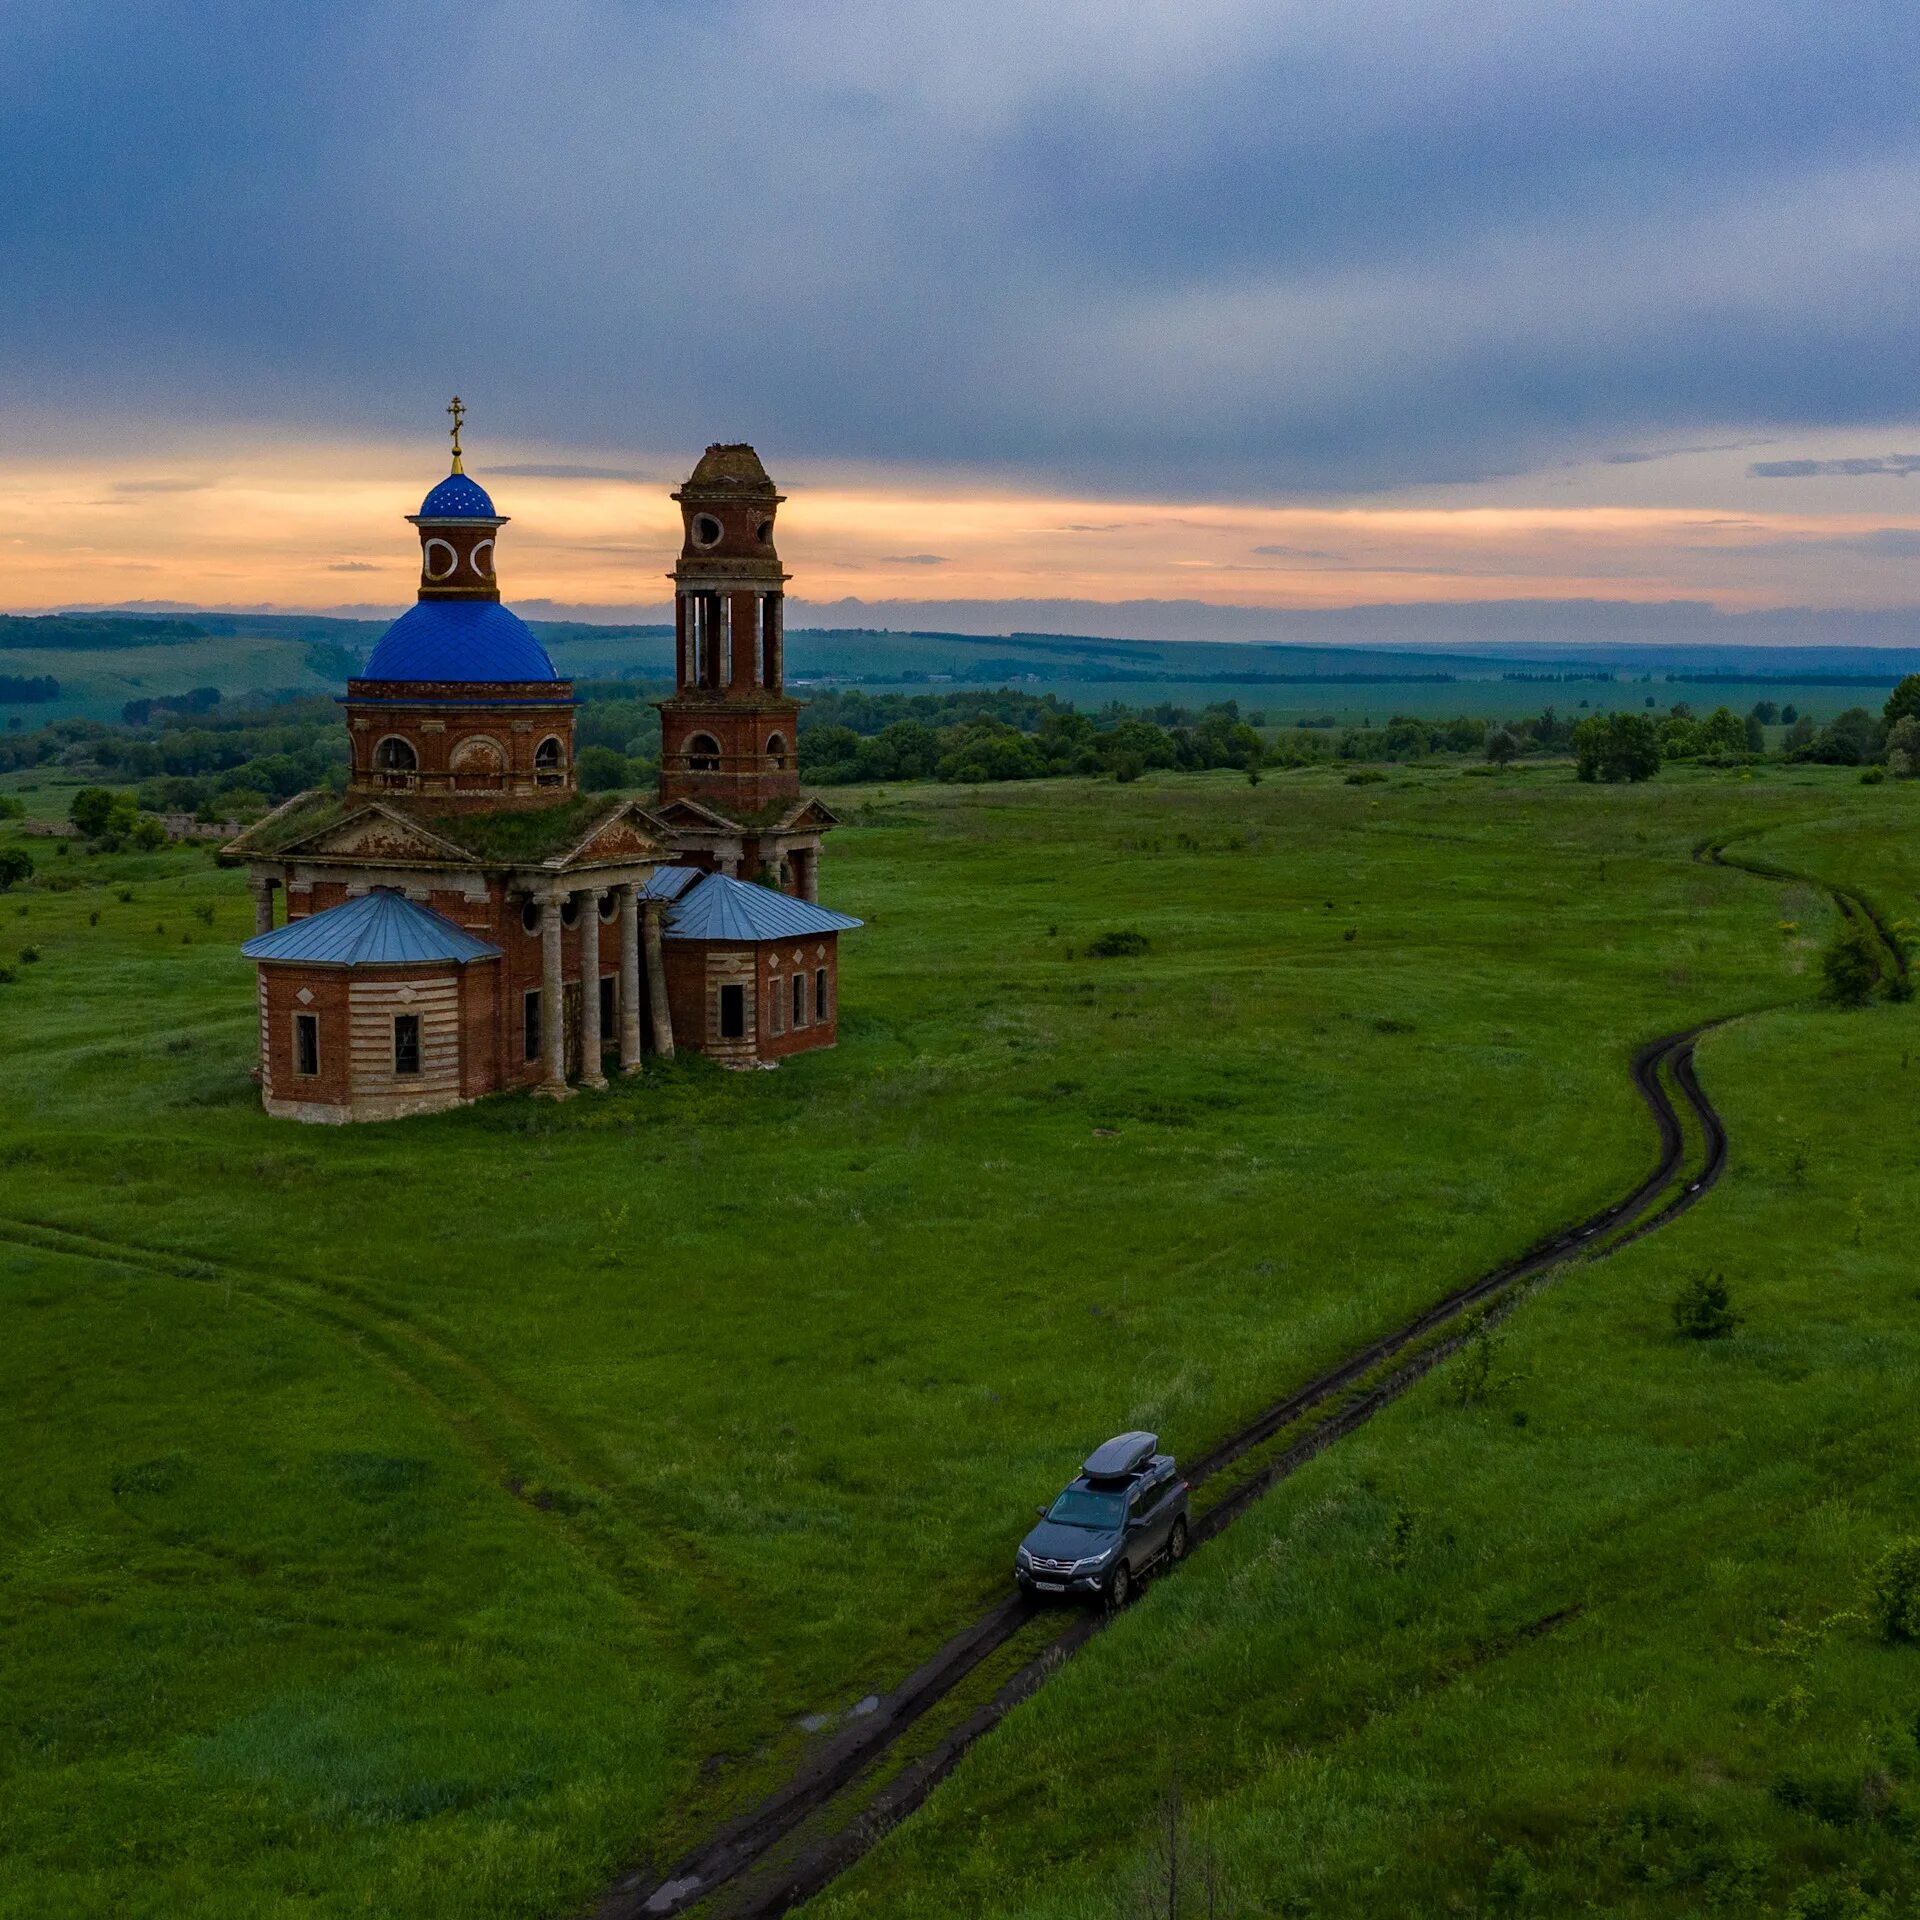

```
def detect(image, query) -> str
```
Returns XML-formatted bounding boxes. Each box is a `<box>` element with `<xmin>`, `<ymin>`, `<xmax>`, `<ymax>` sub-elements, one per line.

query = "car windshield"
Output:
<box><xmin>1046</xmin><ymin>1487</ymin><xmax>1124</xmax><ymax>1530</ymax></box>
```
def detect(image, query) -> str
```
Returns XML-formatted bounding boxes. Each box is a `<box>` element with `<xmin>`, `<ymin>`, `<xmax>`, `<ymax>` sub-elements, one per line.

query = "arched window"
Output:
<box><xmin>372</xmin><ymin>736</ymin><xmax>418</xmax><ymax>781</ymax></box>
<box><xmin>766</xmin><ymin>731</ymin><xmax>788</xmax><ymax>770</ymax></box>
<box><xmin>685</xmin><ymin>732</ymin><xmax>721</xmax><ymax>772</ymax></box>
<box><xmin>450</xmin><ymin>735</ymin><xmax>505</xmax><ymax>789</ymax></box>
<box><xmin>422</xmin><ymin>538</ymin><xmax>457</xmax><ymax>580</ymax></box>
<box><xmin>534</xmin><ymin>735</ymin><xmax>567</xmax><ymax>786</ymax></box>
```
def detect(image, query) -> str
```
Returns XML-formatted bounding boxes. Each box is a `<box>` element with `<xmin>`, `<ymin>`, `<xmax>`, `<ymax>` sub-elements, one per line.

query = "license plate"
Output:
<box><xmin>1035</xmin><ymin>1581</ymin><xmax>1065</xmax><ymax>1592</ymax></box>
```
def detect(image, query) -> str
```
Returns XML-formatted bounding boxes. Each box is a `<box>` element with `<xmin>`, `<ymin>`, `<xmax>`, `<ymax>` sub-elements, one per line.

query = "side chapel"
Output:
<box><xmin>226</xmin><ymin>413</ymin><xmax>858</xmax><ymax>1123</ymax></box>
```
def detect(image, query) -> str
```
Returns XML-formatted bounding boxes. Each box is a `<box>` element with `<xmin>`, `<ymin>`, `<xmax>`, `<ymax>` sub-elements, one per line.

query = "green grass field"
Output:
<box><xmin>2</xmin><ymin>763</ymin><xmax>1916</xmax><ymax>1917</ymax></box>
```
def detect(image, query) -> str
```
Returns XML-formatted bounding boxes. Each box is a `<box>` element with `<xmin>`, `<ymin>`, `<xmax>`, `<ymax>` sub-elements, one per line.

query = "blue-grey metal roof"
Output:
<box><xmin>242</xmin><ymin>889</ymin><xmax>501</xmax><ymax>967</ymax></box>
<box><xmin>638</xmin><ymin>864</ymin><xmax>705</xmax><ymax>903</ymax></box>
<box><xmin>658</xmin><ymin>871</ymin><xmax>862</xmax><ymax>944</ymax></box>
<box><xmin>360</xmin><ymin>599</ymin><xmax>560</xmax><ymax>683</ymax></box>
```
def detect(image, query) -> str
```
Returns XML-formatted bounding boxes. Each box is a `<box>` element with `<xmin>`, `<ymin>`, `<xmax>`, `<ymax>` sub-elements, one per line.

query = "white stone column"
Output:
<box><xmin>250</xmin><ymin>876</ymin><xmax>276</xmax><ymax>933</ymax></box>
<box><xmin>618</xmin><ymin>886</ymin><xmax>643</xmax><ymax>1073</ymax></box>
<box><xmin>578</xmin><ymin>887</ymin><xmax>607</xmax><ymax>1089</ymax></box>
<box><xmin>537</xmin><ymin>894</ymin><xmax>570</xmax><ymax>1098</ymax></box>
<box><xmin>798</xmin><ymin>846</ymin><xmax>819</xmax><ymax>903</ymax></box>
<box><xmin>643</xmin><ymin>899</ymin><xmax>675</xmax><ymax>1060</ymax></box>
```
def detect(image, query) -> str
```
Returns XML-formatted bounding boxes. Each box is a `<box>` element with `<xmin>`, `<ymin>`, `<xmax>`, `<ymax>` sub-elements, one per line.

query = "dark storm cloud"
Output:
<box><xmin>3</xmin><ymin>2</ymin><xmax>1917</xmax><ymax>493</ymax></box>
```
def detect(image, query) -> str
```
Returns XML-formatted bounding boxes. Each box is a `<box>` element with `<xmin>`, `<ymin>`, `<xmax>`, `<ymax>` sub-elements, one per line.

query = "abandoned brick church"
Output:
<box><xmin>228</xmin><ymin>423</ymin><xmax>858</xmax><ymax>1123</ymax></box>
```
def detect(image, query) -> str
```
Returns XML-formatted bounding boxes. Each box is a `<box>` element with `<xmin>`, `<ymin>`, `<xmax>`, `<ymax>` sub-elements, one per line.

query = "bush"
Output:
<box><xmin>1866</xmin><ymin>1539</ymin><xmax>1920</xmax><ymax>1643</ymax></box>
<box><xmin>1861</xmin><ymin>766</ymin><xmax>1886</xmax><ymax>786</ymax></box>
<box><xmin>1086</xmin><ymin>929</ymin><xmax>1150</xmax><ymax>958</ymax></box>
<box><xmin>129</xmin><ymin>816</ymin><xmax>168</xmax><ymax>851</ymax></box>
<box><xmin>1672</xmin><ymin>1272</ymin><xmax>1739</xmax><ymax>1339</ymax></box>
<box><xmin>1821</xmin><ymin>921</ymin><xmax>1880</xmax><ymax>1007</ymax></box>
<box><xmin>1345</xmin><ymin>768</ymin><xmax>1387</xmax><ymax>786</ymax></box>
<box><xmin>1572</xmin><ymin>711</ymin><xmax>1661</xmax><ymax>783</ymax></box>
<box><xmin>0</xmin><ymin>846</ymin><xmax>32</xmax><ymax>890</ymax></box>
<box><xmin>1887</xmin><ymin>715</ymin><xmax>1920</xmax><ymax>779</ymax></box>
<box><xmin>18</xmin><ymin>944</ymin><xmax>41</xmax><ymax>965</ymax></box>
<box><xmin>1483</xmin><ymin>725</ymin><xmax>1518</xmax><ymax>765</ymax></box>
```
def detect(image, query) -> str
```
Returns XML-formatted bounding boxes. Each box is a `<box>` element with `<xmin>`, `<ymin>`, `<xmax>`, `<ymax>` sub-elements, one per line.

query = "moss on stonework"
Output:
<box><xmin>219</xmin><ymin>791</ymin><xmax>354</xmax><ymax>859</ymax></box>
<box><xmin>416</xmin><ymin>795</ymin><xmax>623</xmax><ymax>865</ymax></box>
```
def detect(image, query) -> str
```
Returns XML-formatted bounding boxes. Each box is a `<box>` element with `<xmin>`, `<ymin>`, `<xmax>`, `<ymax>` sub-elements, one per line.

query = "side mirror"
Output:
<box><xmin>1036</xmin><ymin>1506</ymin><xmax>1048</xmax><ymax>1520</ymax></box>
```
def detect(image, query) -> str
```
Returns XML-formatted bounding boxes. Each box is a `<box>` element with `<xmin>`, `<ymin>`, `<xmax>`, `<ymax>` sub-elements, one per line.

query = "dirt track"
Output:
<box><xmin>600</xmin><ymin>838</ymin><xmax>1908</xmax><ymax>1920</ymax></box>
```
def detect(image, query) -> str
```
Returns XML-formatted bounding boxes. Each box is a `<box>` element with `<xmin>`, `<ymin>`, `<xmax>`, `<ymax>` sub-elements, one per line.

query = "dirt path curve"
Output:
<box><xmin>607</xmin><ymin>827</ymin><xmax>1908</xmax><ymax>1920</ymax></box>
<box><xmin>600</xmin><ymin>1024</ymin><xmax>1724</xmax><ymax>1920</ymax></box>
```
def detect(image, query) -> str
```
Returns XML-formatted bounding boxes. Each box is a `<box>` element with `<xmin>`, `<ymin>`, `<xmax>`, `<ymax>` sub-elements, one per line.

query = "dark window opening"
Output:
<box><xmin>599</xmin><ymin>974</ymin><xmax>615</xmax><ymax>1040</ymax></box>
<box><xmin>686</xmin><ymin>732</ymin><xmax>721</xmax><ymax>773</ymax></box>
<box><xmin>791</xmin><ymin>973</ymin><xmax>807</xmax><ymax>1029</ymax></box>
<box><xmin>294</xmin><ymin>1013</ymin><xmax>319</xmax><ymax>1077</ymax></box>
<box><xmin>393</xmin><ymin>1013</ymin><xmax>421</xmax><ymax>1076</ymax></box>
<box><xmin>373</xmin><ymin>736</ymin><xmax>417</xmax><ymax>772</ymax></box>
<box><xmin>766</xmin><ymin>730</ymin><xmax>788</xmax><ymax>770</ymax></box>
<box><xmin>719</xmin><ymin>983</ymin><xmax>746</xmax><ymax>1040</ymax></box>
<box><xmin>815</xmin><ymin>967</ymin><xmax>828</xmax><ymax>1020</ymax></box>
<box><xmin>524</xmin><ymin>989</ymin><xmax>541</xmax><ymax>1061</ymax></box>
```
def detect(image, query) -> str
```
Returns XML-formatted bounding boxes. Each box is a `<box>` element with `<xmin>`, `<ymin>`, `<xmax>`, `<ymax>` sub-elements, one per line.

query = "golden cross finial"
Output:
<box><xmin>446</xmin><ymin>394</ymin><xmax>466</xmax><ymax>474</ymax></box>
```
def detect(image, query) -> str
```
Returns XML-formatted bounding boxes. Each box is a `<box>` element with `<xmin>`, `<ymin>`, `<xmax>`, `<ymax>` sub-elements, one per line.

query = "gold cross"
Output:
<box><xmin>446</xmin><ymin>395</ymin><xmax>466</xmax><ymax>473</ymax></box>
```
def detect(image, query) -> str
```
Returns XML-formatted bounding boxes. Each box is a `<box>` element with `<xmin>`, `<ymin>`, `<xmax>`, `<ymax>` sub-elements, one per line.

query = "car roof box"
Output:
<box><xmin>1082</xmin><ymin>1431</ymin><xmax>1158</xmax><ymax>1481</ymax></box>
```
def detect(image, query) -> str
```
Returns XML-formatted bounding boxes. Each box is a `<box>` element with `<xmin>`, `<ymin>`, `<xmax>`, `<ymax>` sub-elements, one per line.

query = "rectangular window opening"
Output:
<box><xmin>393</xmin><ymin>1013</ymin><xmax>421</xmax><ymax>1076</ymax></box>
<box><xmin>294</xmin><ymin>1012</ymin><xmax>319</xmax><ymax>1077</ymax></box>
<box><xmin>768</xmin><ymin>974</ymin><xmax>784</xmax><ymax>1037</ymax></box>
<box><xmin>523</xmin><ymin>989</ymin><xmax>541</xmax><ymax>1061</ymax></box>
<box><xmin>719</xmin><ymin>982</ymin><xmax>746</xmax><ymax>1040</ymax></box>
<box><xmin>791</xmin><ymin>972</ymin><xmax>807</xmax><ymax>1029</ymax></box>
<box><xmin>598</xmin><ymin>973</ymin><xmax>615</xmax><ymax>1043</ymax></box>
<box><xmin>815</xmin><ymin>967</ymin><xmax>829</xmax><ymax>1021</ymax></box>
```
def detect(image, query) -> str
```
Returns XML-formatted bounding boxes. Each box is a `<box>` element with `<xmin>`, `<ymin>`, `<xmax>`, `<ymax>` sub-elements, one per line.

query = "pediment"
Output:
<box><xmin>649</xmin><ymin>796</ymin><xmax>739</xmax><ymax>832</ymax></box>
<box><xmin>552</xmin><ymin>800</ymin><xmax>665</xmax><ymax>870</ymax></box>
<box><xmin>776</xmin><ymin>796</ymin><xmax>841</xmax><ymax>830</ymax></box>
<box><xmin>281</xmin><ymin>805</ymin><xmax>472</xmax><ymax>865</ymax></box>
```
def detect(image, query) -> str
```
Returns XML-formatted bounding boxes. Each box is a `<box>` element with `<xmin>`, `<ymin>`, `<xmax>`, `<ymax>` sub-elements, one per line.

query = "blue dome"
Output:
<box><xmin>361</xmin><ymin>599</ymin><xmax>560</xmax><ymax>683</ymax></box>
<box><xmin>416</xmin><ymin>471</ymin><xmax>498</xmax><ymax>519</ymax></box>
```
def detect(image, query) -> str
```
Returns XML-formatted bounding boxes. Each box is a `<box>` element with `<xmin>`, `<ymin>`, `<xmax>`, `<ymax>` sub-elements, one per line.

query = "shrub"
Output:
<box><xmin>1572</xmin><ymin>711</ymin><xmax>1661</xmax><ymax>783</ymax></box>
<box><xmin>0</xmin><ymin>965</ymin><xmax>15</xmax><ymax>985</ymax></box>
<box><xmin>1866</xmin><ymin>1539</ymin><xmax>1920</xmax><ymax>1643</ymax></box>
<box><xmin>1821</xmin><ymin>922</ymin><xmax>1880</xmax><ymax>1007</ymax></box>
<box><xmin>1861</xmin><ymin>766</ymin><xmax>1886</xmax><ymax>786</ymax></box>
<box><xmin>1345</xmin><ymin>768</ymin><xmax>1387</xmax><ymax>786</ymax></box>
<box><xmin>1672</xmin><ymin>1272</ymin><xmax>1739</xmax><ymax>1339</ymax></box>
<box><xmin>129</xmin><ymin>815</ymin><xmax>168</xmax><ymax>850</ymax></box>
<box><xmin>18</xmin><ymin>944</ymin><xmax>40</xmax><ymax>965</ymax></box>
<box><xmin>1483</xmin><ymin>725</ymin><xmax>1518</xmax><ymax>765</ymax></box>
<box><xmin>0</xmin><ymin>846</ymin><xmax>32</xmax><ymax>890</ymax></box>
<box><xmin>1887</xmin><ymin>715</ymin><xmax>1920</xmax><ymax>778</ymax></box>
<box><xmin>1086</xmin><ymin>929</ymin><xmax>1150</xmax><ymax>958</ymax></box>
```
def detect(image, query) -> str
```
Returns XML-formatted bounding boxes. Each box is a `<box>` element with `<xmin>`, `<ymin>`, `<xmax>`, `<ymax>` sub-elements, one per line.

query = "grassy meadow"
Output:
<box><xmin>1</xmin><ymin>761</ymin><xmax>1916</xmax><ymax>1917</ymax></box>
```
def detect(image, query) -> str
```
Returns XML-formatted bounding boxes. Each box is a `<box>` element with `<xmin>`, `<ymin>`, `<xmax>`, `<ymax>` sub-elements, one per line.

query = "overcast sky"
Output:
<box><xmin>4</xmin><ymin>1</ymin><xmax>1919</xmax><ymax>626</ymax></box>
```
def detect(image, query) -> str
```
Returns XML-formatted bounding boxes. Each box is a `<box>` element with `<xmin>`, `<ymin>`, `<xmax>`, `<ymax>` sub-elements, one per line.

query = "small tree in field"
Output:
<box><xmin>0</xmin><ymin>847</ymin><xmax>31</xmax><ymax>891</ymax></box>
<box><xmin>1484</xmin><ymin>725</ymin><xmax>1518</xmax><ymax>765</ymax></box>
<box><xmin>1887</xmin><ymin>715</ymin><xmax>1920</xmax><ymax>780</ymax></box>
<box><xmin>1821</xmin><ymin>921</ymin><xmax>1880</xmax><ymax>1007</ymax></box>
<box><xmin>1672</xmin><ymin>1272</ymin><xmax>1740</xmax><ymax>1339</ymax></box>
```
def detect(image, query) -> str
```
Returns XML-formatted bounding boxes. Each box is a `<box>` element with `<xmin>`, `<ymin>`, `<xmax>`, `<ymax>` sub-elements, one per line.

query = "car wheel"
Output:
<box><xmin>1167</xmin><ymin>1517</ymin><xmax>1189</xmax><ymax>1564</ymax></box>
<box><xmin>1107</xmin><ymin>1560</ymin><xmax>1132</xmax><ymax>1610</ymax></box>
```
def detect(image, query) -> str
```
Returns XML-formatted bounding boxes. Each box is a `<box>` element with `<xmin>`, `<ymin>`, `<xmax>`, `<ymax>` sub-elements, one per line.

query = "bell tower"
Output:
<box><xmin>656</xmin><ymin>444</ymin><xmax>800</xmax><ymax>812</ymax></box>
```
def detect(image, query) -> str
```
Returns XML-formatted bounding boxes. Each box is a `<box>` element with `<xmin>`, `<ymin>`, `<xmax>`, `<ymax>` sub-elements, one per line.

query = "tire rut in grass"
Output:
<box><xmin>0</xmin><ymin>1212</ymin><xmax>748</xmax><ymax>1648</ymax></box>
<box><xmin>600</xmin><ymin>1024</ymin><xmax>1725</xmax><ymax>1919</ymax></box>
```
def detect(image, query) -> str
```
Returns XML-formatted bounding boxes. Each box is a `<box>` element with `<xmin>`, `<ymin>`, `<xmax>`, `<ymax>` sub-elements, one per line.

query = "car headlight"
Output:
<box><xmin>1016</xmin><ymin>1546</ymin><xmax>1033</xmax><ymax>1568</ymax></box>
<box><xmin>1072</xmin><ymin>1547</ymin><xmax>1114</xmax><ymax>1575</ymax></box>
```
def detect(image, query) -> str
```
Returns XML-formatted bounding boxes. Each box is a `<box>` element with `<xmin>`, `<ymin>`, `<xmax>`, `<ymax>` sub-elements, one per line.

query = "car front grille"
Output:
<box><xmin>1028</xmin><ymin>1556</ymin><xmax>1078</xmax><ymax>1576</ymax></box>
